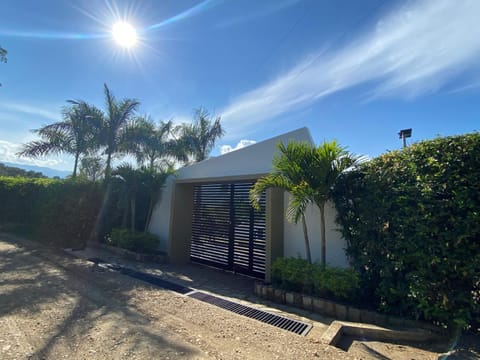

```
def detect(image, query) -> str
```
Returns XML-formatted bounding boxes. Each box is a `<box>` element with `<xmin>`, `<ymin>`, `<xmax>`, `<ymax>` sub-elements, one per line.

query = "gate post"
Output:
<box><xmin>169</xmin><ymin>182</ymin><xmax>194</xmax><ymax>264</ymax></box>
<box><xmin>265</xmin><ymin>188</ymin><xmax>284</xmax><ymax>282</ymax></box>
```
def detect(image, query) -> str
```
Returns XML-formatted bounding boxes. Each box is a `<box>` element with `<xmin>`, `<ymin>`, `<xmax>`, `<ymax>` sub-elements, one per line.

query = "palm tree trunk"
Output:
<box><xmin>73</xmin><ymin>151</ymin><xmax>80</xmax><ymax>178</ymax></box>
<box><xmin>105</xmin><ymin>151</ymin><xmax>112</xmax><ymax>179</ymax></box>
<box><xmin>301</xmin><ymin>214</ymin><xmax>312</xmax><ymax>264</ymax></box>
<box><xmin>319</xmin><ymin>203</ymin><xmax>326</xmax><ymax>267</ymax></box>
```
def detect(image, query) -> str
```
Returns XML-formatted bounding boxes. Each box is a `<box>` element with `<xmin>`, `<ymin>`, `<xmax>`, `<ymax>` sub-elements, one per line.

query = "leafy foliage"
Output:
<box><xmin>333</xmin><ymin>132</ymin><xmax>480</xmax><ymax>329</ymax></box>
<box><xmin>0</xmin><ymin>46</ymin><xmax>6</xmax><ymax>63</ymax></box>
<box><xmin>271</xmin><ymin>257</ymin><xmax>360</xmax><ymax>302</ymax></box>
<box><xmin>178</xmin><ymin>107</ymin><xmax>224</xmax><ymax>162</ymax></box>
<box><xmin>108</xmin><ymin>228</ymin><xmax>159</xmax><ymax>253</ymax></box>
<box><xmin>100</xmin><ymin>84</ymin><xmax>140</xmax><ymax>178</ymax></box>
<box><xmin>0</xmin><ymin>163</ymin><xmax>46</xmax><ymax>178</ymax></box>
<box><xmin>251</xmin><ymin>140</ymin><xmax>362</xmax><ymax>266</ymax></box>
<box><xmin>0</xmin><ymin>176</ymin><xmax>102</xmax><ymax>247</ymax></box>
<box><xmin>18</xmin><ymin>101</ymin><xmax>103</xmax><ymax>177</ymax></box>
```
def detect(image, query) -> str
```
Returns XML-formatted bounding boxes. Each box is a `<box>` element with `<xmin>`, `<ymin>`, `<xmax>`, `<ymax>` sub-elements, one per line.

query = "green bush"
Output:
<box><xmin>333</xmin><ymin>132</ymin><xmax>480</xmax><ymax>329</ymax></box>
<box><xmin>0</xmin><ymin>176</ymin><xmax>105</xmax><ymax>247</ymax></box>
<box><xmin>108</xmin><ymin>228</ymin><xmax>159</xmax><ymax>253</ymax></box>
<box><xmin>271</xmin><ymin>257</ymin><xmax>360</xmax><ymax>303</ymax></box>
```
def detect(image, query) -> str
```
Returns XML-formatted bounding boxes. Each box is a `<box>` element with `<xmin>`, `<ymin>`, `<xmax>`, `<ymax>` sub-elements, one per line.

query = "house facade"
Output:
<box><xmin>148</xmin><ymin>127</ymin><xmax>349</xmax><ymax>280</ymax></box>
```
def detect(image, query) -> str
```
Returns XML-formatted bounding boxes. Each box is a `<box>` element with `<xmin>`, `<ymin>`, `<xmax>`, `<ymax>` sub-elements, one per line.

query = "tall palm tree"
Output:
<box><xmin>250</xmin><ymin>142</ymin><xmax>314</xmax><ymax>264</ymax></box>
<box><xmin>252</xmin><ymin>141</ymin><xmax>362</xmax><ymax>266</ymax></box>
<box><xmin>101</xmin><ymin>83</ymin><xmax>140</xmax><ymax>179</ymax></box>
<box><xmin>18</xmin><ymin>101</ymin><xmax>103</xmax><ymax>177</ymax></box>
<box><xmin>179</xmin><ymin>107</ymin><xmax>224</xmax><ymax>162</ymax></box>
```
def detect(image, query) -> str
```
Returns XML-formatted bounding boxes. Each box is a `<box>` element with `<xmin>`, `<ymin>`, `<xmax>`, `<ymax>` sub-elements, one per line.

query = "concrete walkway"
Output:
<box><xmin>64</xmin><ymin>243</ymin><xmax>334</xmax><ymax>336</ymax></box>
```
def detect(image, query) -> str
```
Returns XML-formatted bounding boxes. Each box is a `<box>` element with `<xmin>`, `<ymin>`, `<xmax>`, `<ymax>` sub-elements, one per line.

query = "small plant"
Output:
<box><xmin>271</xmin><ymin>257</ymin><xmax>360</xmax><ymax>303</ymax></box>
<box><xmin>108</xmin><ymin>228</ymin><xmax>159</xmax><ymax>253</ymax></box>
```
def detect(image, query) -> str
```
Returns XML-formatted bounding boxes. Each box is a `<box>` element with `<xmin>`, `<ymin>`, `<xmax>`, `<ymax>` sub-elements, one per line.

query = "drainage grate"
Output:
<box><xmin>85</xmin><ymin>257</ymin><xmax>311</xmax><ymax>336</ymax></box>
<box><xmin>187</xmin><ymin>291</ymin><xmax>312</xmax><ymax>336</ymax></box>
<box><xmin>87</xmin><ymin>257</ymin><xmax>193</xmax><ymax>294</ymax></box>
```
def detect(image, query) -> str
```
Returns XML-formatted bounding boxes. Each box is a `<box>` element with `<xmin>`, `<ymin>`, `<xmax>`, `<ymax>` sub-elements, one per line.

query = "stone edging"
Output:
<box><xmin>254</xmin><ymin>282</ymin><xmax>446</xmax><ymax>335</ymax></box>
<box><xmin>87</xmin><ymin>241</ymin><xmax>168</xmax><ymax>264</ymax></box>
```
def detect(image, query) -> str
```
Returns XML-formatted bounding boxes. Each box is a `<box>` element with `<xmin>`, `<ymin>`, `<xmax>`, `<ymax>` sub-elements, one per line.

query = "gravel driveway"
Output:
<box><xmin>0</xmin><ymin>235</ymin><xmax>352</xmax><ymax>360</ymax></box>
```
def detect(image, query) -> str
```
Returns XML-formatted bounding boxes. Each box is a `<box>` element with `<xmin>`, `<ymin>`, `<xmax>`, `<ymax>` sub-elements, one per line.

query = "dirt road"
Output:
<box><xmin>0</xmin><ymin>236</ymin><xmax>352</xmax><ymax>359</ymax></box>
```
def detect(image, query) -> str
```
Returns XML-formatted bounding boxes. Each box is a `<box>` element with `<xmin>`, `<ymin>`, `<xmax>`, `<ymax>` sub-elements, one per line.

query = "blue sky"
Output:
<box><xmin>0</xmin><ymin>0</ymin><xmax>479</xmax><ymax>171</ymax></box>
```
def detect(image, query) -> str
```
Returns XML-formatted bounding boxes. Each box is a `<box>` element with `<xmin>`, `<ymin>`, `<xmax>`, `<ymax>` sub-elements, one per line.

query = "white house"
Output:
<box><xmin>149</xmin><ymin>127</ymin><xmax>348</xmax><ymax>280</ymax></box>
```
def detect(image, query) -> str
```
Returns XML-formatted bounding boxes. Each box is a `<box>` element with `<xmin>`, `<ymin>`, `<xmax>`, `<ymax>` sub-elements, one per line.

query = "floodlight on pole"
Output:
<box><xmin>398</xmin><ymin>128</ymin><xmax>412</xmax><ymax>148</ymax></box>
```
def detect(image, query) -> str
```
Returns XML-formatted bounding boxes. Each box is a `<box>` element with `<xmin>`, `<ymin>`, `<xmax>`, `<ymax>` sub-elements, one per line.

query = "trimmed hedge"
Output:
<box><xmin>271</xmin><ymin>257</ymin><xmax>360</xmax><ymax>303</ymax></box>
<box><xmin>107</xmin><ymin>228</ymin><xmax>160</xmax><ymax>253</ymax></box>
<box><xmin>0</xmin><ymin>176</ymin><xmax>103</xmax><ymax>247</ymax></box>
<box><xmin>333</xmin><ymin>133</ymin><xmax>480</xmax><ymax>329</ymax></box>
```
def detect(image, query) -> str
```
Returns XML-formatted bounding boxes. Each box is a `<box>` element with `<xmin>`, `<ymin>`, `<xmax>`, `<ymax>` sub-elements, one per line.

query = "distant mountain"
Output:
<box><xmin>2</xmin><ymin>162</ymin><xmax>71</xmax><ymax>178</ymax></box>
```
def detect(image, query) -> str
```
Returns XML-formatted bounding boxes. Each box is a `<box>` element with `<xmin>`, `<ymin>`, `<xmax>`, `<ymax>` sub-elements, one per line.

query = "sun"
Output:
<box><xmin>112</xmin><ymin>21</ymin><xmax>137</xmax><ymax>48</ymax></box>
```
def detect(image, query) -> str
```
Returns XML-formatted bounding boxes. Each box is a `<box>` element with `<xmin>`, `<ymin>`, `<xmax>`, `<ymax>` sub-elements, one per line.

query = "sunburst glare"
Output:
<box><xmin>112</xmin><ymin>21</ymin><xmax>137</xmax><ymax>48</ymax></box>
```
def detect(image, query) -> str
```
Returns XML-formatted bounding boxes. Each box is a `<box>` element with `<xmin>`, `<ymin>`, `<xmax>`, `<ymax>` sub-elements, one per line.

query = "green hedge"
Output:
<box><xmin>0</xmin><ymin>177</ymin><xmax>104</xmax><ymax>247</ymax></box>
<box><xmin>271</xmin><ymin>257</ymin><xmax>360</xmax><ymax>303</ymax></box>
<box><xmin>107</xmin><ymin>228</ymin><xmax>160</xmax><ymax>253</ymax></box>
<box><xmin>333</xmin><ymin>133</ymin><xmax>480</xmax><ymax>329</ymax></box>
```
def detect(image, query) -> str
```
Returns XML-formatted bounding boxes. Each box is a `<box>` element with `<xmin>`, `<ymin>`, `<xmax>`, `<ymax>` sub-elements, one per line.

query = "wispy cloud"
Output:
<box><xmin>220</xmin><ymin>0</ymin><xmax>480</xmax><ymax>134</ymax></box>
<box><xmin>215</xmin><ymin>0</ymin><xmax>300</xmax><ymax>28</ymax></box>
<box><xmin>220</xmin><ymin>139</ymin><xmax>256</xmax><ymax>154</ymax></box>
<box><xmin>0</xmin><ymin>101</ymin><xmax>59</xmax><ymax>122</ymax></box>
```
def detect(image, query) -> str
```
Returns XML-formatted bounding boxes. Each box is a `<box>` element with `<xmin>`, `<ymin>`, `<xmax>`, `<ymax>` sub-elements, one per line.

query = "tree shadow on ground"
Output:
<box><xmin>0</xmin><ymin>234</ymin><xmax>201</xmax><ymax>359</ymax></box>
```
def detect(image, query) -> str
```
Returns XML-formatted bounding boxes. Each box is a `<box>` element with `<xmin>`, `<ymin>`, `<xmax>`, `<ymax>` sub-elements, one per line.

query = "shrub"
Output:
<box><xmin>0</xmin><ymin>176</ymin><xmax>105</xmax><ymax>247</ymax></box>
<box><xmin>333</xmin><ymin>132</ymin><xmax>480</xmax><ymax>329</ymax></box>
<box><xmin>108</xmin><ymin>228</ymin><xmax>159</xmax><ymax>253</ymax></box>
<box><xmin>271</xmin><ymin>257</ymin><xmax>360</xmax><ymax>303</ymax></box>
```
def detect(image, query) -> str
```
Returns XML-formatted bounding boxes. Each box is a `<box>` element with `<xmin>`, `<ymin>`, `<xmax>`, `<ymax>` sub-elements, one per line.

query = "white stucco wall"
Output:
<box><xmin>283</xmin><ymin>195</ymin><xmax>349</xmax><ymax>267</ymax></box>
<box><xmin>148</xmin><ymin>126</ymin><xmax>349</xmax><ymax>267</ymax></box>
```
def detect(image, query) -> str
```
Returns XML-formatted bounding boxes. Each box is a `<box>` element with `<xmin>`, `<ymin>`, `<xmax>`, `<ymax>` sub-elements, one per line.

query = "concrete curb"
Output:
<box><xmin>254</xmin><ymin>282</ymin><xmax>446</xmax><ymax>335</ymax></box>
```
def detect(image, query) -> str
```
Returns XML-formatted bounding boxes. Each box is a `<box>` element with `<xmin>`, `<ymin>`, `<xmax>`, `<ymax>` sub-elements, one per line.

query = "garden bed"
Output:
<box><xmin>86</xmin><ymin>241</ymin><xmax>168</xmax><ymax>263</ymax></box>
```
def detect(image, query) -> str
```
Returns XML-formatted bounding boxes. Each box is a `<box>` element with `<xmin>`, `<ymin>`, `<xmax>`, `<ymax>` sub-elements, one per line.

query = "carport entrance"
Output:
<box><xmin>190</xmin><ymin>181</ymin><xmax>266</xmax><ymax>278</ymax></box>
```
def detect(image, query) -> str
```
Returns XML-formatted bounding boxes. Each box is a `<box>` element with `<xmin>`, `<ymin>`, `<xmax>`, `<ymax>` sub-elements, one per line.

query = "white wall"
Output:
<box><xmin>283</xmin><ymin>194</ymin><xmax>349</xmax><ymax>267</ymax></box>
<box><xmin>148</xmin><ymin>175</ymin><xmax>175</xmax><ymax>252</ymax></box>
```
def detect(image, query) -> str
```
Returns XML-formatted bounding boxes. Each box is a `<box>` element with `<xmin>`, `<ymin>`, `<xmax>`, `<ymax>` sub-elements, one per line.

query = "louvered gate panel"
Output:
<box><xmin>191</xmin><ymin>183</ymin><xmax>231</xmax><ymax>267</ymax></box>
<box><xmin>190</xmin><ymin>181</ymin><xmax>266</xmax><ymax>278</ymax></box>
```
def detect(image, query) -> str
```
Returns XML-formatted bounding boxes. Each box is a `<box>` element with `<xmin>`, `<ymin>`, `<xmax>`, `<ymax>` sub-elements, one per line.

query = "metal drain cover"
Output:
<box><xmin>187</xmin><ymin>291</ymin><xmax>312</xmax><ymax>336</ymax></box>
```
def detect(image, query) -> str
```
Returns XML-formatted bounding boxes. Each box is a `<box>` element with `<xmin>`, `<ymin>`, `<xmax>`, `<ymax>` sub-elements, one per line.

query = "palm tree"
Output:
<box><xmin>112</xmin><ymin>163</ymin><xmax>141</xmax><ymax>231</ymax></box>
<box><xmin>178</xmin><ymin>107</ymin><xmax>224</xmax><ymax>162</ymax></box>
<box><xmin>252</xmin><ymin>141</ymin><xmax>362</xmax><ymax>266</ymax></box>
<box><xmin>250</xmin><ymin>142</ymin><xmax>314</xmax><ymax>264</ymax></box>
<box><xmin>101</xmin><ymin>84</ymin><xmax>140</xmax><ymax>179</ymax></box>
<box><xmin>140</xmin><ymin>166</ymin><xmax>173</xmax><ymax>231</ymax></box>
<box><xmin>121</xmin><ymin>116</ymin><xmax>184</xmax><ymax>170</ymax></box>
<box><xmin>18</xmin><ymin>101</ymin><xmax>103</xmax><ymax>177</ymax></box>
<box><xmin>79</xmin><ymin>156</ymin><xmax>104</xmax><ymax>182</ymax></box>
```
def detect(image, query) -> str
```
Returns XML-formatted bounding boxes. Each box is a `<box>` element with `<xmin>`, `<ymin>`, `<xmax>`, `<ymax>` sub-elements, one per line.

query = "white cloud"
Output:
<box><xmin>220</xmin><ymin>139</ymin><xmax>256</xmax><ymax>154</ymax></box>
<box><xmin>0</xmin><ymin>102</ymin><xmax>59</xmax><ymax>122</ymax></box>
<box><xmin>220</xmin><ymin>0</ymin><xmax>480</xmax><ymax>134</ymax></box>
<box><xmin>0</xmin><ymin>140</ymin><xmax>70</xmax><ymax>169</ymax></box>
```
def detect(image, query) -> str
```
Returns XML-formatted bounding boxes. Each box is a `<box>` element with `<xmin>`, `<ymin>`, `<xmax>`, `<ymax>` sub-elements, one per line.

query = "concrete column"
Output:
<box><xmin>265</xmin><ymin>188</ymin><xmax>284</xmax><ymax>282</ymax></box>
<box><xmin>168</xmin><ymin>182</ymin><xmax>194</xmax><ymax>264</ymax></box>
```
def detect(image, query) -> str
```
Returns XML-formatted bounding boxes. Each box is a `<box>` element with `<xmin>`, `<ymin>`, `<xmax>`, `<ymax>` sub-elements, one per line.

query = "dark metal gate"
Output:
<box><xmin>190</xmin><ymin>181</ymin><xmax>266</xmax><ymax>278</ymax></box>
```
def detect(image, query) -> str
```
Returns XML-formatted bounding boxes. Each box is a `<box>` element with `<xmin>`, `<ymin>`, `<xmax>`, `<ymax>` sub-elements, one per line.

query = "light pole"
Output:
<box><xmin>398</xmin><ymin>128</ymin><xmax>412</xmax><ymax>148</ymax></box>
